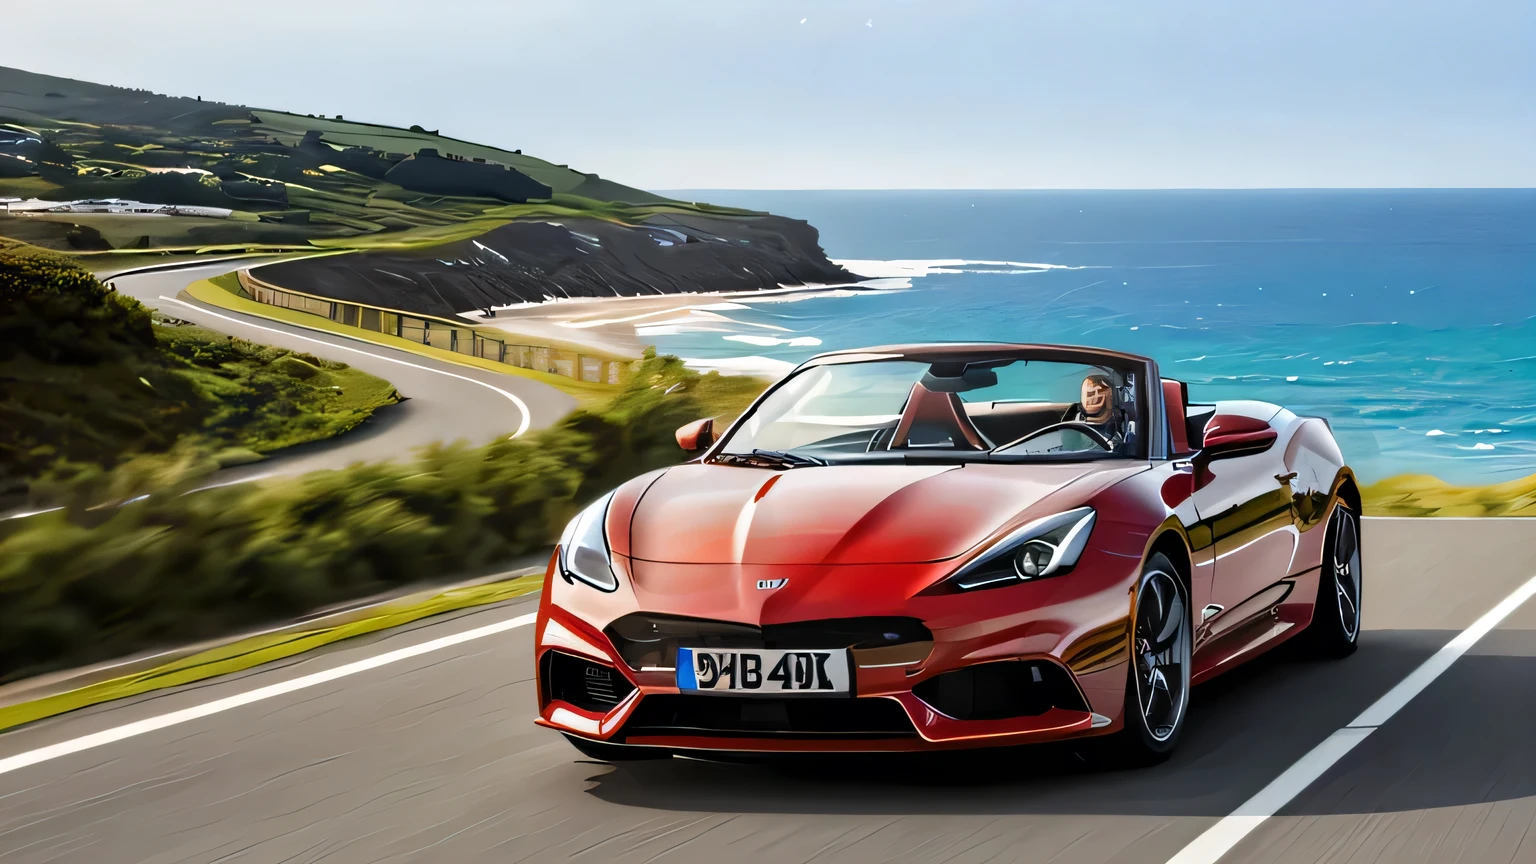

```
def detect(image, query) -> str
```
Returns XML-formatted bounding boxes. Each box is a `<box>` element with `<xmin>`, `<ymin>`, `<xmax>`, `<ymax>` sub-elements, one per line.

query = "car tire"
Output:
<box><xmin>1299</xmin><ymin>501</ymin><xmax>1362</xmax><ymax>658</ymax></box>
<box><xmin>563</xmin><ymin>734</ymin><xmax>669</xmax><ymax>762</ymax></box>
<box><xmin>1108</xmin><ymin>552</ymin><xmax>1192</xmax><ymax>766</ymax></box>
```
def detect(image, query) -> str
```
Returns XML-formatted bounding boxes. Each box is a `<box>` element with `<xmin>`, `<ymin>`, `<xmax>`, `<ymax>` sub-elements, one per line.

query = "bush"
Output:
<box><xmin>0</xmin><ymin>349</ymin><xmax>766</xmax><ymax>681</ymax></box>
<box><xmin>0</xmin><ymin>252</ymin><xmax>400</xmax><ymax>493</ymax></box>
<box><xmin>0</xmin><ymin>249</ymin><xmax>155</xmax><ymax>358</ymax></box>
<box><xmin>0</xmin><ymin>250</ymin><xmax>202</xmax><ymax>491</ymax></box>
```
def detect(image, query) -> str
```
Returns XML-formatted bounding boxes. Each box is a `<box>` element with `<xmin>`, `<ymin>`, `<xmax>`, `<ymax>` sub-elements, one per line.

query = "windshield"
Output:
<box><xmin>716</xmin><ymin>355</ymin><xmax>1145</xmax><ymax>463</ymax></box>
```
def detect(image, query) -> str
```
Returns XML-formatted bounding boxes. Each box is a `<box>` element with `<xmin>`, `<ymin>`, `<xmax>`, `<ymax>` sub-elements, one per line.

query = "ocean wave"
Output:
<box><xmin>682</xmin><ymin>355</ymin><xmax>797</xmax><ymax>377</ymax></box>
<box><xmin>833</xmin><ymin>259</ymin><xmax>1092</xmax><ymax>279</ymax></box>
<box><xmin>724</xmin><ymin>334</ymin><xmax>824</xmax><ymax>347</ymax></box>
<box><xmin>634</xmin><ymin>310</ymin><xmax>795</xmax><ymax>337</ymax></box>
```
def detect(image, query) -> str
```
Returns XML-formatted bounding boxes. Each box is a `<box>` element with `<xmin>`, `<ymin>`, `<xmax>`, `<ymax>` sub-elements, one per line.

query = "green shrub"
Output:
<box><xmin>0</xmin><ymin>252</ymin><xmax>400</xmax><ymax>493</ymax></box>
<box><xmin>0</xmin><ymin>251</ymin><xmax>204</xmax><ymax>491</ymax></box>
<box><xmin>0</xmin><ymin>349</ymin><xmax>766</xmax><ymax>681</ymax></box>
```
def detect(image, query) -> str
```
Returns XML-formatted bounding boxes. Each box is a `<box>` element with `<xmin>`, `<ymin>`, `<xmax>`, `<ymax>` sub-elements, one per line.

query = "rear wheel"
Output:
<box><xmin>1107</xmin><ymin>552</ymin><xmax>1191</xmax><ymax>765</ymax></box>
<box><xmin>563</xmin><ymin>734</ymin><xmax>670</xmax><ymax>762</ymax></box>
<box><xmin>1300</xmin><ymin>501</ymin><xmax>1362</xmax><ymax>658</ymax></box>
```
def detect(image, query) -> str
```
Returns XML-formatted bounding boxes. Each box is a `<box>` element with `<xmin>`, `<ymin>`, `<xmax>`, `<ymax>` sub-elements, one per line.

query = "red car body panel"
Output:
<box><xmin>628</xmin><ymin>462</ymin><xmax>1136</xmax><ymax>565</ymax></box>
<box><xmin>535</xmin><ymin>343</ymin><xmax>1357</xmax><ymax>753</ymax></box>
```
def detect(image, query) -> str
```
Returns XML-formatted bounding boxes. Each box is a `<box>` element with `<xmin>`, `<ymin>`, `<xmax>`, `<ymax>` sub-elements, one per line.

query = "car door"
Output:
<box><xmin>1187</xmin><ymin>405</ymin><xmax>1298</xmax><ymax>638</ymax></box>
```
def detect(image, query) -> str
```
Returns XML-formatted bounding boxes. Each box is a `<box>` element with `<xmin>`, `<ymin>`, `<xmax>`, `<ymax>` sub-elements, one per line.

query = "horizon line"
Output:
<box><xmin>656</xmin><ymin>186</ymin><xmax>1536</xmax><ymax>193</ymax></box>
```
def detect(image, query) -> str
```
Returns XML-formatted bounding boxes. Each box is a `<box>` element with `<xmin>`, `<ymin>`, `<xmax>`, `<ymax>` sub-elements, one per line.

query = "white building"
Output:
<box><xmin>0</xmin><ymin>198</ymin><xmax>232</xmax><ymax>219</ymax></box>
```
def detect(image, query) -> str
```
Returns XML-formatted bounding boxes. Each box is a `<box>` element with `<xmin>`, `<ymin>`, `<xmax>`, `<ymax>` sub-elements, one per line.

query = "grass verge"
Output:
<box><xmin>155</xmin><ymin>320</ymin><xmax>403</xmax><ymax>453</ymax></box>
<box><xmin>0</xmin><ymin>572</ymin><xmax>544</xmax><ymax>733</ymax></box>
<box><xmin>1362</xmin><ymin>473</ymin><xmax>1536</xmax><ymax>517</ymax></box>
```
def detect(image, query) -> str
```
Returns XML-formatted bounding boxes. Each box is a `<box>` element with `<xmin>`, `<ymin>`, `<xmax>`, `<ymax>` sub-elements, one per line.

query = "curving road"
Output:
<box><xmin>102</xmin><ymin>260</ymin><xmax>576</xmax><ymax>485</ymax></box>
<box><xmin>1</xmin><ymin>517</ymin><xmax>1534</xmax><ymax>863</ymax></box>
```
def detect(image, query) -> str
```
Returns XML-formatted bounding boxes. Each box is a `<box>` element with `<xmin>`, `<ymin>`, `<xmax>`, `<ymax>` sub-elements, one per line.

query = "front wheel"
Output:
<box><xmin>1299</xmin><ymin>501</ymin><xmax>1362</xmax><ymax>658</ymax></box>
<box><xmin>1107</xmin><ymin>552</ymin><xmax>1192</xmax><ymax>765</ymax></box>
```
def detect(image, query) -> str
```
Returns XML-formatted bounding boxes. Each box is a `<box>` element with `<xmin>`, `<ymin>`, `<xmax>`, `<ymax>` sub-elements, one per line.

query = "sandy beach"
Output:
<box><xmin>448</xmin><ymin>259</ymin><xmax>1077</xmax><ymax>373</ymax></box>
<box><xmin>452</xmin><ymin>268</ymin><xmax>908</xmax><ymax>372</ymax></box>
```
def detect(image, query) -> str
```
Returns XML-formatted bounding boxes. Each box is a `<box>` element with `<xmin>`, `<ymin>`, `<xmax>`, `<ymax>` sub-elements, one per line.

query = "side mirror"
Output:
<box><xmin>675</xmin><ymin>417</ymin><xmax>715</xmax><ymax>454</ymax></box>
<box><xmin>1201</xmin><ymin>414</ymin><xmax>1278</xmax><ymax>459</ymax></box>
<box><xmin>1192</xmin><ymin>414</ymin><xmax>1277</xmax><ymax>487</ymax></box>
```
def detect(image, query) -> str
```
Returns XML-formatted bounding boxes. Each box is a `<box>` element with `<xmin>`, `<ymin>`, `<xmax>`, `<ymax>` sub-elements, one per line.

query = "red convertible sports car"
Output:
<box><xmin>534</xmin><ymin>343</ymin><xmax>1362</xmax><ymax>764</ymax></box>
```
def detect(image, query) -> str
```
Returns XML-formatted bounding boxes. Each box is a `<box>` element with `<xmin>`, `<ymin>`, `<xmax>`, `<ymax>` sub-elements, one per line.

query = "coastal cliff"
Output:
<box><xmin>252</xmin><ymin>212</ymin><xmax>854</xmax><ymax>320</ymax></box>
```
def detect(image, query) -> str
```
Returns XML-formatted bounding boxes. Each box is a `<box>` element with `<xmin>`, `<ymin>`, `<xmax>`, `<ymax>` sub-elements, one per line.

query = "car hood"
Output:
<box><xmin>621</xmin><ymin>461</ymin><xmax>1137</xmax><ymax>566</ymax></box>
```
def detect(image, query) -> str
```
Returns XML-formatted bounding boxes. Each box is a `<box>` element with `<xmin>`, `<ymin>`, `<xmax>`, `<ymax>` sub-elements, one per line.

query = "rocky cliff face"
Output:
<box><xmin>253</xmin><ymin>212</ymin><xmax>855</xmax><ymax>319</ymax></box>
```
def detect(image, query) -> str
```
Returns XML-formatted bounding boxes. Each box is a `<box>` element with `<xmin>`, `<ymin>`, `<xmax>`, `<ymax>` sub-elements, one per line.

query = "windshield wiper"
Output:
<box><xmin>711</xmin><ymin>449</ymin><xmax>828</xmax><ymax>470</ymax></box>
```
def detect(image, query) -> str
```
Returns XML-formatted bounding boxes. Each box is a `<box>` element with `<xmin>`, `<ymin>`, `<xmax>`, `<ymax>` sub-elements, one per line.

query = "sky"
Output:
<box><xmin>4</xmin><ymin>0</ymin><xmax>1532</xmax><ymax>190</ymax></box>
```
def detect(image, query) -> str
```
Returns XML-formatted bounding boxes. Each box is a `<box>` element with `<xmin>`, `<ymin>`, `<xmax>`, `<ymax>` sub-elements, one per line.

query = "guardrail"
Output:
<box><xmin>236</xmin><ymin>270</ymin><xmax>629</xmax><ymax>385</ymax></box>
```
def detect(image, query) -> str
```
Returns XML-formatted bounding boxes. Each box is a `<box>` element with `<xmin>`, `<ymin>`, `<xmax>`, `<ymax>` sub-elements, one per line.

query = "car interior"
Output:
<box><xmin>962</xmin><ymin>400</ymin><xmax>1080</xmax><ymax>447</ymax></box>
<box><xmin>889</xmin><ymin>383</ymin><xmax>990</xmax><ymax>449</ymax></box>
<box><xmin>741</xmin><ymin>362</ymin><xmax>1212</xmax><ymax>459</ymax></box>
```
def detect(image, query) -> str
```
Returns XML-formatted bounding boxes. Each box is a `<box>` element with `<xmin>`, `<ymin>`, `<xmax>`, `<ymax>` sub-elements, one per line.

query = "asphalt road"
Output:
<box><xmin>103</xmin><ymin>260</ymin><xmax>576</xmax><ymax>484</ymax></box>
<box><xmin>1</xmin><ymin>518</ymin><xmax>1534</xmax><ymax>864</ymax></box>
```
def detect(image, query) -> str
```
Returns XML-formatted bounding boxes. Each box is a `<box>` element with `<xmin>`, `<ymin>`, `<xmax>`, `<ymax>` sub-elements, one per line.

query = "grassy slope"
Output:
<box><xmin>246</xmin><ymin>111</ymin><xmax>628</xmax><ymax>199</ymax></box>
<box><xmin>0</xmin><ymin>249</ymin><xmax>400</xmax><ymax>491</ymax></box>
<box><xmin>155</xmin><ymin>321</ymin><xmax>403</xmax><ymax>454</ymax></box>
<box><xmin>0</xmin><ymin>66</ymin><xmax>759</xmax><ymax>257</ymax></box>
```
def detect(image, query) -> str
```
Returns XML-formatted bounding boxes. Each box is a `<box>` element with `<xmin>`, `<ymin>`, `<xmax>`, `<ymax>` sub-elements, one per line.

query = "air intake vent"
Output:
<box><xmin>540</xmin><ymin>650</ymin><xmax>635</xmax><ymax>712</ymax></box>
<box><xmin>621</xmin><ymin>695</ymin><xmax>917</xmax><ymax>739</ymax></box>
<box><xmin>913</xmin><ymin>659</ymin><xmax>1087</xmax><ymax>721</ymax></box>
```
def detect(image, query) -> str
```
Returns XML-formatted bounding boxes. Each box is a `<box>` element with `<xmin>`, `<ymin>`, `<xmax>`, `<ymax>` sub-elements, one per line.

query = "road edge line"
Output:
<box><xmin>0</xmin><ymin>609</ymin><xmax>540</xmax><ymax>777</ymax></box>
<box><xmin>0</xmin><ymin>572</ymin><xmax>545</xmax><ymax>738</ymax></box>
<box><xmin>1164</xmin><ymin>570</ymin><xmax>1536</xmax><ymax>864</ymax></box>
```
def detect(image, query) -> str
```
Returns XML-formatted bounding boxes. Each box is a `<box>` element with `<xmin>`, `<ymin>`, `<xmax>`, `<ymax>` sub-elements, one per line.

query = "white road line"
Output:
<box><xmin>156</xmin><ymin>295</ymin><xmax>532</xmax><ymax>438</ymax></box>
<box><xmin>1166</xmin><ymin>571</ymin><xmax>1536</xmax><ymax>864</ymax></box>
<box><xmin>0</xmin><ymin>613</ymin><xmax>536</xmax><ymax>777</ymax></box>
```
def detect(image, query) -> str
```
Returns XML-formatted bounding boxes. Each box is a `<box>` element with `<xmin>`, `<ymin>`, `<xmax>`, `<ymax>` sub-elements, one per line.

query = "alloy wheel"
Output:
<box><xmin>1134</xmin><ymin>569</ymin><xmax>1189</xmax><ymax>743</ymax></box>
<box><xmin>1332</xmin><ymin>506</ymin><xmax>1363</xmax><ymax>641</ymax></box>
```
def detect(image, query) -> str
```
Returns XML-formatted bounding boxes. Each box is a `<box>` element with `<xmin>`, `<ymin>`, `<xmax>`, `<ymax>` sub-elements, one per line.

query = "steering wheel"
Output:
<box><xmin>1006</xmin><ymin>421</ymin><xmax>1115</xmax><ymax>452</ymax></box>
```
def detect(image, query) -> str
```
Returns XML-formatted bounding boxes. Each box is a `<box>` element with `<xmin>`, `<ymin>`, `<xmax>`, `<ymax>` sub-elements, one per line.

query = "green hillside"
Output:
<box><xmin>0</xmin><ymin>65</ymin><xmax>753</xmax><ymax>258</ymax></box>
<box><xmin>0</xmin><ymin>245</ymin><xmax>401</xmax><ymax>494</ymax></box>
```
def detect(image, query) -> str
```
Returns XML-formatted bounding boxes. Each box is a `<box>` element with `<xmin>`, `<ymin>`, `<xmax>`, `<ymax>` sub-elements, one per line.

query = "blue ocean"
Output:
<box><xmin>653</xmin><ymin>190</ymin><xmax>1536</xmax><ymax>485</ymax></box>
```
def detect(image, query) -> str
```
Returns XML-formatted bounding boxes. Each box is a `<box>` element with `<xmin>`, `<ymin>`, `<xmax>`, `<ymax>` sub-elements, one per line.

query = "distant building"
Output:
<box><xmin>1</xmin><ymin>198</ymin><xmax>232</xmax><ymax>218</ymax></box>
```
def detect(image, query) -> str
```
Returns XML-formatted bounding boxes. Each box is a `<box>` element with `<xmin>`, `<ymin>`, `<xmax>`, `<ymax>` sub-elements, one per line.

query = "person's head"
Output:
<box><xmin>1081</xmin><ymin>374</ymin><xmax>1115</xmax><ymax>423</ymax></box>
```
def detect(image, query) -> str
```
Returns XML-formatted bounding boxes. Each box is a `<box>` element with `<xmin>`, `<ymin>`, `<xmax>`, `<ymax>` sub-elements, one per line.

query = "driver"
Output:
<box><xmin>1069</xmin><ymin>374</ymin><xmax>1125</xmax><ymax>446</ymax></box>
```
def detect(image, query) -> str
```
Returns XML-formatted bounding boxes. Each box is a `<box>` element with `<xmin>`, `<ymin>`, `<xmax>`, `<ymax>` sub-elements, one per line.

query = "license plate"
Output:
<box><xmin>676</xmin><ymin>648</ymin><xmax>850</xmax><ymax>694</ymax></box>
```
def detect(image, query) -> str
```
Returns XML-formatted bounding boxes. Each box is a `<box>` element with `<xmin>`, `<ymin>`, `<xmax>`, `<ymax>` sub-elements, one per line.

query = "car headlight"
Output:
<box><xmin>946</xmin><ymin>507</ymin><xmax>1096</xmax><ymax>591</ymax></box>
<box><xmin>558</xmin><ymin>491</ymin><xmax>618</xmax><ymax>592</ymax></box>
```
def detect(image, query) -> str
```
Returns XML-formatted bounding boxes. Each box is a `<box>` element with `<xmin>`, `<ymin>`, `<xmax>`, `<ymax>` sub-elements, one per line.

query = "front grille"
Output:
<box><xmin>913</xmin><ymin>659</ymin><xmax>1088</xmax><ymax>721</ymax></box>
<box><xmin>540</xmin><ymin>650</ymin><xmax>636</xmax><ymax>713</ymax></box>
<box><xmin>604</xmin><ymin>614</ymin><xmax>931</xmax><ymax>670</ymax></box>
<box><xmin>621</xmin><ymin>694</ymin><xmax>917</xmax><ymax>739</ymax></box>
